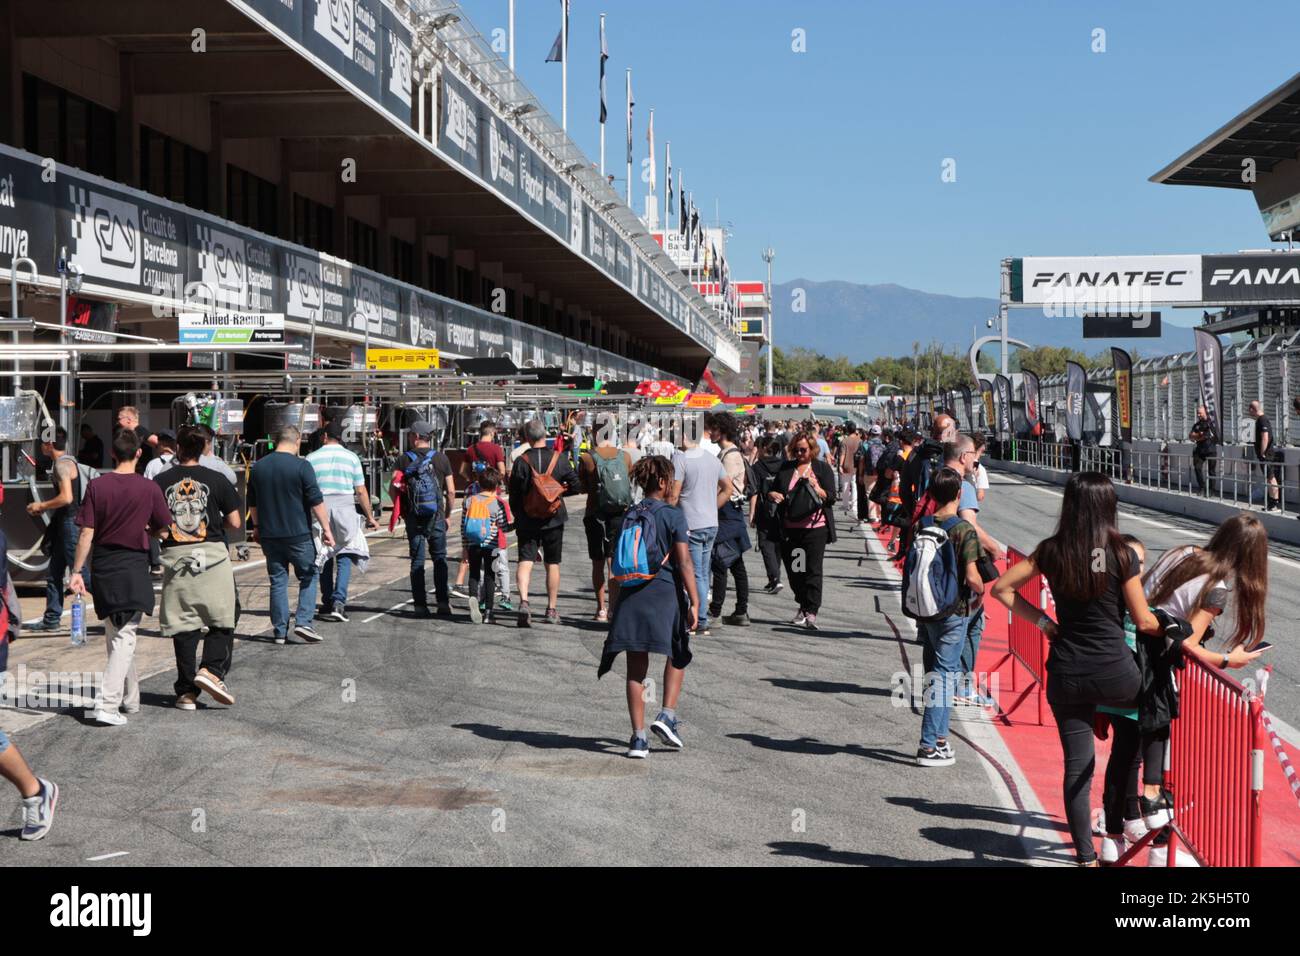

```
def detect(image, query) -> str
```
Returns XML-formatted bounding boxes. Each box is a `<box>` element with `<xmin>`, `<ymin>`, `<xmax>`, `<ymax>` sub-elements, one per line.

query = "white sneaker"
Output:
<box><xmin>791</xmin><ymin>611</ymin><xmax>808</xmax><ymax>626</ymax></box>
<box><xmin>91</xmin><ymin>708</ymin><xmax>127</xmax><ymax>726</ymax></box>
<box><xmin>1100</xmin><ymin>836</ymin><xmax>1128</xmax><ymax>864</ymax></box>
<box><xmin>1123</xmin><ymin>818</ymin><xmax>1149</xmax><ymax>843</ymax></box>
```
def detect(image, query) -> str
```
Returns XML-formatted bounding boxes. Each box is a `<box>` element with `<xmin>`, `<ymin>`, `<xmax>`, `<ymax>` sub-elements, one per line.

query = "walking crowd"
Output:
<box><xmin>0</xmin><ymin>402</ymin><xmax>1280</xmax><ymax>867</ymax></box>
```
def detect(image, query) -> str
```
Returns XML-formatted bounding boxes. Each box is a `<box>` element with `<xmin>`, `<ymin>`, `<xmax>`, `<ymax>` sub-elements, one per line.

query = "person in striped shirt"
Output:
<box><xmin>307</xmin><ymin>423</ymin><xmax>378</xmax><ymax>621</ymax></box>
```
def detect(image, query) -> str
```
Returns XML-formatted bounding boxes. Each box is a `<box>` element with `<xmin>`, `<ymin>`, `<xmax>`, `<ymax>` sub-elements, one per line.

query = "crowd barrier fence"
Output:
<box><xmin>993</xmin><ymin>547</ymin><xmax>1048</xmax><ymax>726</ymax></box>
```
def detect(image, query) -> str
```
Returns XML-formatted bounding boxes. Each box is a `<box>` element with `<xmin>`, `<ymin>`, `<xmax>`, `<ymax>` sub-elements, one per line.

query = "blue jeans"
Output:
<box><xmin>44</xmin><ymin>519</ymin><xmax>87</xmax><ymax>625</ymax></box>
<box><xmin>687</xmin><ymin>527</ymin><xmax>718</xmax><ymax>628</ymax></box>
<box><xmin>262</xmin><ymin>537</ymin><xmax>319</xmax><ymax>638</ymax></box>
<box><xmin>319</xmin><ymin>555</ymin><xmax>354</xmax><ymax>609</ymax></box>
<box><xmin>919</xmin><ymin>612</ymin><xmax>972</xmax><ymax>750</ymax></box>
<box><xmin>959</xmin><ymin>607</ymin><xmax>987</xmax><ymax>694</ymax></box>
<box><xmin>406</xmin><ymin>514</ymin><xmax>449</xmax><ymax>608</ymax></box>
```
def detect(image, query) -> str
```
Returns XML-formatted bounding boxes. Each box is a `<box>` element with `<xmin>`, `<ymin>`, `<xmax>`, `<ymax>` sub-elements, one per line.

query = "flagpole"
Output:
<box><xmin>625</xmin><ymin>68</ymin><xmax>632</xmax><ymax>207</ymax></box>
<box><xmin>561</xmin><ymin>0</ymin><xmax>568</xmax><ymax>132</ymax></box>
<box><xmin>508</xmin><ymin>0</ymin><xmax>515</xmax><ymax>70</ymax></box>
<box><xmin>598</xmin><ymin>13</ymin><xmax>606</xmax><ymax>176</ymax></box>
<box><xmin>663</xmin><ymin>140</ymin><xmax>670</xmax><ymax>233</ymax></box>
<box><xmin>647</xmin><ymin>107</ymin><xmax>655</xmax><ymax>222</ymax></box>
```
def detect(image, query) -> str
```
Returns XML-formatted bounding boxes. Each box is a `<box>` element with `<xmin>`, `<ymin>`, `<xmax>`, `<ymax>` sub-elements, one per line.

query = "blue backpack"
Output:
<box><xmin>610</xmin><ymin>499</ymin><xmax>670</xmax><ymax>588</ymax></box>
<box><xmin>901</xmin><ymin>515</ymin><xmax>963</xmax><ymax>622</ymax></box>
<box><xmin>402</xmin><ymin>450</ymin><xmax>440</xmax><ymax>519</ymax></box>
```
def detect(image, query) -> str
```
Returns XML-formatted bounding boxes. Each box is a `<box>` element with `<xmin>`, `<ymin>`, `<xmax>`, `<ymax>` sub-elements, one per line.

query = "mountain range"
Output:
<box><xmin>771</xmin><ymin>279</ymin><xmax>1198</xmax><ymax>362</ymax></box>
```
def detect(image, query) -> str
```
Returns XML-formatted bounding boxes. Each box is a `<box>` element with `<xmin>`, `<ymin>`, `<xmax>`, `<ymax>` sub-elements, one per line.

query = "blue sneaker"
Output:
<box><xmin>626</xmin><ymin>735</ymin><xmax>650</xmax><ymax>759</ymax></box>
<box><xmin>21</xmin><ymin>778</ymin><xmax>58</xmax><ymax>841</ymax></box>
<box><xmin>650</xmin><ymin>713</ymin><xmax>684</xmax><ymax>749</ymax></box>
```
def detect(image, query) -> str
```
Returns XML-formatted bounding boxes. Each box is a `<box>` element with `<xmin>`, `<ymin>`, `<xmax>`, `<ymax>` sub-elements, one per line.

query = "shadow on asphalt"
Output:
<box><xmin>766</xmin><ymin>840</ymin><xmax>1025</xmax><ymax>867</ymax></box>
<box><xmin>726</xmin><ymin>732</ymin><xmax>916</xmax><ymax>765</ymax></box>
<box><xmin>886</xmin><ymin>795</ymin><xmax>1064</xmax><ymax>833</ymax></box>
<box><xmin>453</xmin><ymin>722</ymin><xmax>625</xmax><ymax>754</ymax></box>
<box><xmin>767</xmin><ymin>625</ymin><xmax>893</xmax><ymax>642</ymax></box>
<box><xmin>763</xmin><ymin>678</ymin><xmax>892</xmax><ymax>698</ymax></box>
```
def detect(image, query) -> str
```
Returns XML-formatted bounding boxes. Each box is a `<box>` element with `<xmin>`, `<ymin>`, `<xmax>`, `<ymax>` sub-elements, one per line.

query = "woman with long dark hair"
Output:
<box><xmin>993</xmin><ymin>472</ymin><xmax>1160</xmax><ymax>866</ymax></box>
<box><xmin>768</xmin><ymin>433</ymin><xmax>837</xmax><ymax>630</ymax></box>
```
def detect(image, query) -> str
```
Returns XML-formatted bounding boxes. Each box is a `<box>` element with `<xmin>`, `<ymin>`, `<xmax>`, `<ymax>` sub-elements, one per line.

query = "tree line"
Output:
<box><xmin>770</xmin><ymin>342</ymin><xmax>1127</xmax><ymax>394</ymax></box>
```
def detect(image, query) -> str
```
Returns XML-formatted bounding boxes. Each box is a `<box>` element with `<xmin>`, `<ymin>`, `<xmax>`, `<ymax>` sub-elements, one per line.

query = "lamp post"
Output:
<box><xmin>762</xmin><ymin>246</ymin><xmax>775</xmax><ymax>395</ymax></box>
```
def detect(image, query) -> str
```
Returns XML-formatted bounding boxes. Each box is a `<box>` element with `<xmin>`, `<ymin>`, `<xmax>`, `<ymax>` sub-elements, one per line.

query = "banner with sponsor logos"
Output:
<box><xmin>798</xmin><ymin>382</ymin><xmax>871</xmax><ymax>397</ymax></box>
<box><xmin>1193</xmin><ymin>330</ymin><xmax>1223</xmax><ymax>445</ymax></box>
<box><xmin>1200</xmin><ymin>253</ymin><xmax>1300</xmax><ymax>304</ymax></box>
<box><xmin>1015</xmin><ymin>256</ymin><xmax>1202</xmax><ymax>310</ymax></box>
<box><xmin>994</xmin><ymin>374</ymin><xmax>1013</xmax><ymax>440</ymax></box>
<box><xmin>1021</xmin><ymin>369</ymin><xmax>1040</xmax><ymax>432</ymax></box>
<box><xmin>958</xmin><ymin>384</ymin><xmax>973</xmax><ymax>431</ymax></box>
<box><xmin>1064</xmin><ymin>361</ymin><xmax>1086</xmax><ymax>443</ymax></box>
<box><xmin>978</xmin><ymin>379</ymin><xmax>994</xmax><ymax>429</ymax></box>
<box><xmin>1111</xmin><ymin>347</ymin><xmax>1132</xmax><ymax>443</ymax></box>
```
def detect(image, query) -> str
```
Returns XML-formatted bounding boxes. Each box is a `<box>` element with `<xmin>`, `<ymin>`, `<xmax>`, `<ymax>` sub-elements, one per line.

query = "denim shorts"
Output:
<box><xmin>0</xmin><ymin>728</ymin><xmax>9</xmax><ymax>753</ymax></box>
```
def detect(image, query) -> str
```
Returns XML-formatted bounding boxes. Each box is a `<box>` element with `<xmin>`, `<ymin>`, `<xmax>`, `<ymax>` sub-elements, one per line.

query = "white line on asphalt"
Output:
<box><xmin>86</xmin><ymin>851</ymin><xmax>130</xmax><ymax>861</ymax></box>
<box><xmin>363</xmin><ymin>600</ymin><xmax>412</xmax><ymax>623</ymax></box>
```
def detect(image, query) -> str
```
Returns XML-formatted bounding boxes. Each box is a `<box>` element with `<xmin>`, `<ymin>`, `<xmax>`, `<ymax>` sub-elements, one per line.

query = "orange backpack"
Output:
<box><xmin>523</xmin><ymin>450</ymin><xmax>565</xmax><ymax>520</ymax></box>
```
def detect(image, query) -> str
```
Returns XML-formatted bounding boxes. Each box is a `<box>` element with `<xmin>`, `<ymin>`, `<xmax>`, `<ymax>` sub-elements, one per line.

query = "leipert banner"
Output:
<box><xmin>1111</xmin><ymin>347</ymin><xmax>1133</xmax><ymax>443</ymax></box>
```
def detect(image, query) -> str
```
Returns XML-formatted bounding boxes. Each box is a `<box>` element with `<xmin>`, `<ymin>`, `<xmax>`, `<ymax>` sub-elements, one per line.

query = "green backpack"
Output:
<box><xmin>593</xmin><ymin>451</ymin><xmax>633</xmax><ymax>515</ymax></box>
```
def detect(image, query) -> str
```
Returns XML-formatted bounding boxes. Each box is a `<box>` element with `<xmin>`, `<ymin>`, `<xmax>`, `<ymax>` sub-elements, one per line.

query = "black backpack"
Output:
<box><xmin>721</xmin><ymin>447</ymin><xmax>758</xmax><ymax>502</ymax></box>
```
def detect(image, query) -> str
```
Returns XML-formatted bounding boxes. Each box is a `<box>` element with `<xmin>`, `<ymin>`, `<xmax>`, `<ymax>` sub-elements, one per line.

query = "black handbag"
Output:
<box><xmin>976</xmin><ymin>551</ymin><xmax>1000</xmax><ymax>583</ymax></box>
<box><xmin>783</xmin><ymin>475</ymin><xmax>824</xmax><ymax>522</ymax></box>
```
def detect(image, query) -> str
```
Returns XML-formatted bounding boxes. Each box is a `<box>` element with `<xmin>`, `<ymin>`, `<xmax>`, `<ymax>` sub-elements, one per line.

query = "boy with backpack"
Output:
<box><xmin>461</xmin><ymin>469</ymin><xmax>508</xmax><ymax>624</ymax></box>
<box><xmin>391</xmin><ymin>422</ymin><xmax>456</xmax><ymax>618</ymax></box>
<box><xmin>508</xmin><ymin>419</ymin><xmax>579</xmax><ymax>627</ymax></box>
<box><xmin>901</xmin><ymin>467</ymin><xmax>984</xmax><ymax>767</ymax></box>
<box><xmin>580</xmin><ymin>434</ymin><xmax>636</xmax><ymax>622</ymax></box>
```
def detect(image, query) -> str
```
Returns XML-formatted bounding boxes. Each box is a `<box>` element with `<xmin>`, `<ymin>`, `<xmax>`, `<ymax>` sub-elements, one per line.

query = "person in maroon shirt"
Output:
<box><xmin>459</xmin><ymin>419</ymin><xmax>507</xmax><ymax>481</ymax></box>
<box><xmin>69</xmin><ymin>428</ymin><xmax>171</xmax><ymax>727</ymax></box>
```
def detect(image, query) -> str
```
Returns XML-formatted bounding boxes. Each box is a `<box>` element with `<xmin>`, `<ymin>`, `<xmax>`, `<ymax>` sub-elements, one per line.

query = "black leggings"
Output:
<box><xmin>780</xmin><ymin>525</ymin><xmax>828</xmax><ymax>615</ymax></box>
<box><xmin>1047</xmin><ymin>662</ymin><xmax>1142</xmax><ymax>863</ymax></box>
<box><xmin>756</xmin><ymin>525</ymin><xmax>782</xmax><ymax>587</ymax></box>
<box><xmin>710</xmin><ymin>554</ymin><xmax>749</xmax><ymax>616</ymax></box>
<box><xmin>1104</xmin><ymin>718</ymin><xmax>1168</xmax><ymax>836</ymax></box>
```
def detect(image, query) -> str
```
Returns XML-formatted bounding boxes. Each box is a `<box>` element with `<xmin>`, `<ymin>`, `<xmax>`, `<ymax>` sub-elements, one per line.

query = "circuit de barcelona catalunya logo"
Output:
<box><xmin>388</xmin><ymin>28</ymin><xmax>412</xmax><ymax>105</ymax></box>
<box><xmin>69</xmin><ymin>186</ymin><xmax>140</xmax><ymax>286</ymax></box>
<box><xmin>194</xmin><ymin>224</ymin><xmax>247</xmax><ymax>307</ymax></box>
<box><xmin>314</xmin><ymin>0</ymin><xmax>354</xmax><ymax>58</ymax></box>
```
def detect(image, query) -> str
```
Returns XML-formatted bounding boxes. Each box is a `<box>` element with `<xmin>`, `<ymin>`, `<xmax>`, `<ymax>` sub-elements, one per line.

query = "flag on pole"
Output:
<box><xmin>665</xmin><ymin>142</ymin><xmax>673</xmax><ymax>225</ymax></box>
<box><xmin>647</xmin><ymin>110</ymin><xmax>656</xmax><ymax>197</ymax></box>
<box><xmin>625</xmin><ymin>73</ymin><xmax>634</xmax><ymax>167</ymax></box>
<box><xmin>546</xmin><ymin>0</ymin><xmax>569</xmax><ymax>62</ymax></box>
<box><xmin>679</xmin><ymin>177</ymin><xmax>687</xmax><ymax>236</ymax></box>
<box><xmin>598</xmin><ymin>14</ymin><xmax>607</xmax><ymax>123</ymax></box>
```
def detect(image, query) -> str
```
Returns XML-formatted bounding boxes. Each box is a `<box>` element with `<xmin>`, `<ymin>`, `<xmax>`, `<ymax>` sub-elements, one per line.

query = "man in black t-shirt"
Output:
<box><xmin>155</xmin><ymin>424</ymin><xmax>243</xmax><ymax>710</ymax></box>
<box><xmin>1248</xmin><ymin>401</ymin><xmax>1281</xmax><ymax>511</ymax></box>
<box><xmin>1188</xmin><ymin>406</ymin><xmax>1217</xmax><ymax>496</ymax></box>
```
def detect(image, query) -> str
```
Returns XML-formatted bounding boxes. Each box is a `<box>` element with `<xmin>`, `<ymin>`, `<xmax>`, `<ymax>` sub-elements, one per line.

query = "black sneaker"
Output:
<box><xmin>724</xmin><ymin>612</ymin><xmax>751</xmax><ymax>627</ymax></box>
<box><xmin>915</xmin><ymin>746</ymin><xmax>955</xmax><ymax>767</ymax></box>
<box><xmin>436</xmin><ymin>603</ymin><xmax>452</xmax><ymax>617</ymax></box>
<box><xmin>1141</xmin><ymin>790</ymin><xmax>1174</xmax><ymax>829</ymax></box>
<box><xmin>414</xmin><ymin>605</ymin><xmax>433</xmax><ymax>619</ymax></box>
<box><xmin>319</xmin><ymin>604</ymin><xmax>347</xmax><ymax>623</ymax></box>
<box><xmin>517</xmin><ymin>602</ymin><xmax>532</xmax><ymax>628</ymax></box>
<box><xmin>292</xmin><ymin>624</ymin><xmax>324</xmax><ymax>644</ymax></box>
<box><xmin>24</xmin><ymin>620</ymin><xmax>61</xmax><ymax>633</ymax></box>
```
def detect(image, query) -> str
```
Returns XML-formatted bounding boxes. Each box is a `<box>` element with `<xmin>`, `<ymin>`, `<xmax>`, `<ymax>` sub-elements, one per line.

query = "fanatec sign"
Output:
<box><xmin>1012</xmin><ymin>253</ymin><xmax>1300</xmax><ymax>308</ymax></box>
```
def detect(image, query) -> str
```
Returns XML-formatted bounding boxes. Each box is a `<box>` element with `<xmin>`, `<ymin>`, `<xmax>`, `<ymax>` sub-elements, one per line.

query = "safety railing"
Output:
<box><xmin>993</xmin><ymin>547</ymin><xmax>1049</xmax><ymax>726</ymax></box>
<box><xmin>1114</xmin><ymin>656</ymin><xmax>1265</xmax><ymax>867</ymax></box>
<box><xmin>1007</xmin><ymin>439</ymin><xmax>1293</xmax><ymax>514</ymax></box>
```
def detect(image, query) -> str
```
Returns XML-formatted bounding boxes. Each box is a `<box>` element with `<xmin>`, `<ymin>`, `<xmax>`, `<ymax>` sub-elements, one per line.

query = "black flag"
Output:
<box><xmin>1065</xmin><ymin>361</ymin><xmax>1085</xmax><ymax>442</ymax></box>
<box><xmin>958</xmin><ymin>383</ymin><xmax>973</xmax><ymax>429</ymax></box>
<box><xmin>994</xmin><ymin>374</ymin><xmax>1013</xmax><ymax>440</ymax></box>
<box><xmin>1022</xmin><ymin>369</ymin><xmax>1040</xmax><ymax>431</ymax></box>
<box><xmin>598</xmin><ymin>16</ymin><xmax>607</xmax><ymax>123</ymax></box>
<box><xmin>546</xmin><ymin>0</ymin><xmax>569</xmax><ymax>62</ymax></box>
<box><xmin>1193</xmin><ymin>330</ymin><xmax>1223</xmax><ymax>444</ymax></box>
<box><xmin>1111</xmin><ymin>347</ymin><xmax>1132</xmax><ymax>443</ymax></box>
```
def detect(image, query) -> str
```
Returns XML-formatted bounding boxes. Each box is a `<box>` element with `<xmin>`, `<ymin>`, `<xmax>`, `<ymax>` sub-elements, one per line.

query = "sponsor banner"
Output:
<box><xmin>685</xmin><ymin>393</ymin><xmax>721</xmax><ymax>409</ymax></box>
<box><xmin>179</xmin><ymin>310</ymin><xmax>285</xmax><ymax>345</ymax></box>
<box><xmin>365</xmin><ymin>347</ymin><xmax>439</xmax><ymax>370</ymax></box>
<box><xmin>799</xmin><ymin>382</ymin><xmax>871</xmax><ymax>397</ymax></box>
<box><xmin>302</xmin><ymin>0</ymin><xmax>384</xmax><ymax>115</ymax></box>
<box><xmin>1064</xmin><ymin>361</ymin><xmax>1086</xmax><ymax>442</ymax></box>
<box><xmin>543</xmin><ymin>167</ymin><xmax>571</xmax><ymax>245</ymax></box>
<box><xmin>1111</xmin><ymin>347</ymin><xmax>1132</xmax><ymax>443</ymax></box>
<box><xmin>191</xmin><ymin>220</ymin><xmax>277</xmax><ymax>312</ymax></box>
<box><xmin>0</xmin><ymin>155</ymin><xmax>54</xmax><ymax>273</ymax></box>
<box><xmin>484</xmin><ymin>112</ymin><xmax>520</xmax><ymax>208</ymax></box>
<box><xmin>236</xmin><ymin>0</ymin><xmax>302</xmax><ymax>40</ymax></box>
<box><xmin>282</xmin><ymin>244</ymin><xmax>324</xmax><ymax>328</ymax></box>
<box><xmin>59</xmin><ymin>175</ymin><xmax>189</xmax><ymax>304</ymax></box>
<box><xmin>1017</xmin><ymin>255</ymin><xmax>1201</xmax><ymax>310</ymax></box>
<box><xmin>406</xmin><ymin>290</ymin><xmax>441</xmax><ymax>349</ymax></box>
<box><xmin>316</xmin><ymin>252</ymin><xmax>350</xmax><ymax>329</ymax></box>
<box><xmin>66</xmin><ymin>297</ymin><xmax>116</xmax><ymax>363</ymax></box>
<box><xmin>1082</xmin><ymin>311</ymin><xmax>1162</xmax><ymax>338</ymax></box>
<box><xmin>517</xmin><ymin>140</ymin><xmax>547</xmax><ymax>224</ymax></box>
<box><xmin>442</xmin><ymin>303</ymin><xmax>478</xmax><ymax>356</ymax></box>
<box><xmin>958</xmin><ymin>384</ymin><xmax>973</xmax><ymax>429</ymax></box>
<box><xmin>439</xmin><ymin>71</ymin><xmax>482</xmax><ymax>174</ymax></box>
<box><xmin>477</xmin><ymin>312</ymin><xmax>510</xmax><ymax>358</ymax></box>
<box><xmin>1022</xmin><ymin>369</ymin><xmax>1040</xmax><ymax>431</ymax></box>
<box><xmin>978</xmin><ymin>378</ymin><xmax>994</xmax><ymax>429</ymax></box>
<box><xmin>1201</xmin><ymin>253</ymin><xmax>1300</xmax><ymax>304</ymax></box>
<box><xmin>284</xmin><ymin>331</ymin><xmax>313</xmax><ymax>370</ymax></box>
<box><xmin>832</xmin><ymin>396</ymin><xmax>871</xmax><ymax>406</ymax></box>
<box><xmin>737</xmin><ymin>317</ymin><xmax>764</xmax><ymax>337</ymax></box>
<box><xmin>379</xmin><ymin>2</ymin><xmax>412</xmax><ymax>125</ymax></box>
<box><xmin>1194</xmin><ymin>329</ymin><xmax>1223</xmax><ymax>445</ymax></box>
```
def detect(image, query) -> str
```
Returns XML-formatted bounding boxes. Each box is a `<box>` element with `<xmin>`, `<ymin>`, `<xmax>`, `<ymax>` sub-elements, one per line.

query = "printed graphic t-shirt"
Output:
<box><xmin>154</xmin><ymin>465</ymin><xmax>241</xmax><ymax>547</ymax></box>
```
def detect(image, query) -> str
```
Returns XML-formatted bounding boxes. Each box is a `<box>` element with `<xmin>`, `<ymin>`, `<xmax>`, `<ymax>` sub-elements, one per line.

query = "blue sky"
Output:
<box><xmin>456</xmin><ymin>0</ymin><xmax>1300</xmax><ymax>303</ymax></box>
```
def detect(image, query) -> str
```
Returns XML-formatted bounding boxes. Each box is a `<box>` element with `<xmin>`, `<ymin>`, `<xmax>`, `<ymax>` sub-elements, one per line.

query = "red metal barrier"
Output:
<box><xmin>995</xmin><ymin>547</ymin><xmax>1049</xmax><ymax>726</ymax></box>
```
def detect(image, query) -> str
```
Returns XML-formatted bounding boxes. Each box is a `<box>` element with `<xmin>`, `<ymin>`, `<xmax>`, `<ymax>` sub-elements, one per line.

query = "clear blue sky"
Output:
<box><xmin>456</xmin><ymin>0</ymin><xmax>1300</xmax><ymax>300</ymax></box>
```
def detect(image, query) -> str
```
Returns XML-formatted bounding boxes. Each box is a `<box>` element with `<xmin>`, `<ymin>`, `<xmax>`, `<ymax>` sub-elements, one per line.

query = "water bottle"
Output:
<box><xmin>70</xmin><ymin>595</ymin><xmax>86</xmax><ymax>647</ymax></box>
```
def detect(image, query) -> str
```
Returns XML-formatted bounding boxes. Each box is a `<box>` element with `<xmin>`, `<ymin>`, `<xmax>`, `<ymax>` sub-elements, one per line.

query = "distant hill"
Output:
<box><xmin>772</xmin><ymin>279</ymin><xmax>1197</xmax><ymax>361</ymax></box>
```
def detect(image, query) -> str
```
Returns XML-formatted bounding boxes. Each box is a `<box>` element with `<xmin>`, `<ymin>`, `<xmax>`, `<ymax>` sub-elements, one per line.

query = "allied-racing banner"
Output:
<box><xmin>1065</xmin><ymin>361</ymin><xmax>1086</xmax><ymax>443</ymax></box>
<box><xmin>1021</xmin><ymin>369</ymin><xmax>1040</xmax><ymax>432</ymax></box>
<box><xmin>1111</xmin><ymin>347</ymin><xmax>1133</xmax><ymax>443</ymax></box>
<box><xmin>1193</xmin><ymin>329</ymin><xmax>1223</xmax><ymax>445</ymax></box>
<box><xmin>994</xmin><ymin>374</ymin><xmax>1013</xmax><ymax>440</ymax></box>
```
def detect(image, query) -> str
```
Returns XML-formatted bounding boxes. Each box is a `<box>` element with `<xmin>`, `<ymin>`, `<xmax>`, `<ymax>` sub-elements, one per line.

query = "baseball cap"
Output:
<box><xmin>870</xmin><ymin>424</ymin><xmax>882</xmax><ymax>436</ymax></box>
<box><xmin>156</xmin><ymin>428</ymin><xmax>177</xmax><ymax>442</ymax></box>
<box><xmin>409</xmin><ymin>421</ymin><xmax>433</xmax><ymax>438</ymax></box>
